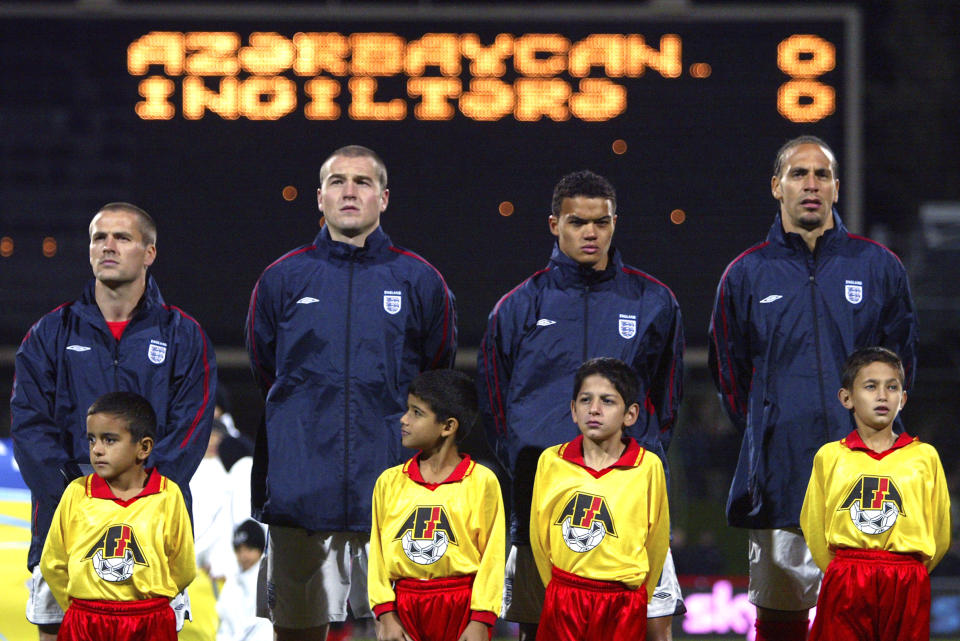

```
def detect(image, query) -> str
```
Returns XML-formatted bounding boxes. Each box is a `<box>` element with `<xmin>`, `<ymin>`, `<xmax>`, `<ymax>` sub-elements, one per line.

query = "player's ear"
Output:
<box><xmin>622</xmin><ymin>402</ymin><xmax>640</xmax><ymax>428</ymax></box>
<box><xmin>838</xmin><ymin>388</ymin><xmax>853</xmax><ymax>410</ymax></box>
<box><xmin>569</xmin><ymin>399</ymin><xmax>577</xmax><ymax>423</ymax></box>
<box><xmin>771</xmin><ymin>174</ymin><xmax>782</xmax><ymax>200</ymax></box>
<box><xmin>899</xmin><ymin>390</ymin><xmax>907</xmax><ymax>410</ymax></box>
<box><xmin>440</xmin><ymin>416</ymin><xmax>458</xmax><ymax>438</ymax></box>
<box><xmin>549</xmin><ymin>215</ymin><xmax>560</xmax><ymax>238</ymax></box>
<box><xmin>138</xmin><ymin>436</ymin><xmax>154</xmax><ymax>462</ymax></box>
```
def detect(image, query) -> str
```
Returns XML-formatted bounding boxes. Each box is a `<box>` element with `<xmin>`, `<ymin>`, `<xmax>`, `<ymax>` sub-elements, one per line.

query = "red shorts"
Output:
<box><xmin>60</xmin><ymin>597</ymin><xmax>176</xmax><ymax>641</ymax></box>
<box><xmin>394</xmin><ymin>575</ymin><xmax>492</xmax><ymax>641</ymax></box>
<box><xmin>810</xmin><ymin>549</ymin><xmax>930</xmax><ymax>641</ymax></box>
<box><xmin>539</xmin><ymin>567</ymin><xmax>647</xmax><ymax>641</ymax></box>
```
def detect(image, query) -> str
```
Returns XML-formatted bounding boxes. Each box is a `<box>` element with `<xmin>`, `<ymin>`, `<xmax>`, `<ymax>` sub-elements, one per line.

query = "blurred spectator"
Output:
<box><xmin>190</xmin><ymin>420</ymin><xmax>236</xmax><ymax>581</ymax></box>
<box><xmin>217</xmin><ymin>521</ymin><xmax>272</xmax><ymax>641</ymax></box>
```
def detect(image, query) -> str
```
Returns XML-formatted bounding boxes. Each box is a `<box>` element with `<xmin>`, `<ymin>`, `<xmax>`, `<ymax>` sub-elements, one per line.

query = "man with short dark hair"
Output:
<box><xmin>478</xmin><ymin>170</ymin><xmax>684</xmax><ymax>641</ymax></box>
<box><xmin>12</xmin><ymin>202</ymin><xmax>216</xmax><ymax>641</ymax></box>
<box><xmin>708</xmin><ymin>136</ymin><xmax>918</xmax><ymax>641</ymax></box>
<box><xmin>246</xmin><ymin>145</ymin><xmax>457</xmax><ymax>641</ymax></box>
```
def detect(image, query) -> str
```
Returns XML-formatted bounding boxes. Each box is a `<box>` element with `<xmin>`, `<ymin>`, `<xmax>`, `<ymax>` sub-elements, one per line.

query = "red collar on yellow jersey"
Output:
<box><xmin>86</xmin><ymin>468</ymin><xmax>165</xmax><ymax>506</ymax></box>
<box><xmin>558</xmin><ymin>435</ymin><xmax>646</xmax><ymax>478</ymax></box>
<box><xmin>403</xmin><ymin>453</ymin><xmax>476</xmax><ymax>490</ymax></box>
<box><xmin>841</xmin><ymin>430</ymin><xmax>916</xmax><ymax>461</ymax></box>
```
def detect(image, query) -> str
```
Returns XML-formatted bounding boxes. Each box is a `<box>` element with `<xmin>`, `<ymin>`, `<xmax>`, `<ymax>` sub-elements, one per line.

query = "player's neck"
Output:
<box><xmin>327</xmin><ymin>224</ymin><xmax>378</xmax><ymax>248</ymax></box>
<box><xmin>581</xmin><ymin>432</ymin><xmax>625</xmax><ymax>471</ymax></box>
<box><xmin>417</xmin><ymin>440</ymin><xmax>461</xmax><ymax>484</ymax></box>
<box><xmin>855</xmin><ymin>424</ymin><xmax>897</xmax><ymax>453</ymax></box>
<box><xmin>105</xmin><ymin>465</ymin><xmax>149</xmax><ymax>501</ymax></box>
<box><xmin>781</xmin><ymin>215</ymin><xmax>833</xmax><ymax>253</ymax></box>
<box><xmin>95</xmin><ymin>278</ymin><xmax>146</xmax><ymax>322</ymax></box>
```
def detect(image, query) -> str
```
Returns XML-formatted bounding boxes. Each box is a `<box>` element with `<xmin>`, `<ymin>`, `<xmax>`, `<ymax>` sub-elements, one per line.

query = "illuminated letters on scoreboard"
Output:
<box><xmin>128</xmin><ymin>31</ymin><xmax>838</xmax><ymax>123</ymax></box>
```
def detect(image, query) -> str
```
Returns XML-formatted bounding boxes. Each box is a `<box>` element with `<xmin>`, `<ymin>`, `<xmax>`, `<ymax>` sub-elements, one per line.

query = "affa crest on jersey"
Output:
<box><xmin>838</xmin><ymin>475</ymin><xmax>905</xmax><ymax>535</ymax></box>
<box><xmin>556</xmin><ymin>492</ymin><xmax>617</xmax><ymax>553</ymax></box>
<box><xmin>147</xmin><ymin>339</ymin><xmax>167</xmax><ymax>364</ymax></box>
<box><xmin>394</xmin><ymin>505</ymin><xmax>457</xmax><ymax>565</ymax></box>
<box><xmin>83</xmin><ymin>523</ymin><xmax>149</xmax><ymax>582</ymax></box>
<box><xmin>383</xmin><ymin>290</ymin><xmax>402</xmax><ymax>315</ymax></box>
<box><xmin>844</xmin><ymin>280</ymin><xmax>863</xmax><ymax>304</ymax></box>
<box><xmin>618</xmin><ymin>314</ymin><xmax>637</xmax><ymax>339</ymax></box>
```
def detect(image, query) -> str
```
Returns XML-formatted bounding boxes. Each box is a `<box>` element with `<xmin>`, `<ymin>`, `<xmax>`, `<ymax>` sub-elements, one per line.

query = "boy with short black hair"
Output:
<box><xmin>529</xmin><ymin>357</ymin><xmax>670</xmax><ymax>641</ymax></box>
<box><xmin>39</xmin><ymin>391</ymin><xmax>196</xmax><ymax>641</ymax></box>
<box><xmin>800</xmin><ymin>346</ymin><xmax>951</xmax><ymax>641</ymax></box>
<box><xmin>217</xmin><ymin>519</ymin><xmax>272</xmax><ymax>641</ymax></box>
<box><xmin>368</xmin><ymin>369</ymin><xmax>505</xmax><ymax>641</ymax></box>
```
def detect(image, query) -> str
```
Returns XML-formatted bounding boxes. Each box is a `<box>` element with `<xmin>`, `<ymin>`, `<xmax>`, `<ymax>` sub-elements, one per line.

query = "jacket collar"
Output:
<box><xmin>547</xmin><ymin>243</ymin><xmax>622</xmax><ymax>286</ymax></box>
<box><xmin>767</xmin><ymin>209</ymin><xmax>847</xmax><ymax>254</ymax></box>
<box><xmin>313</xmin><ymin>225</ymin><xmax>392</xmax><ymax>260</ymax></box>
<box><xmin>76</xmin><ymin>275</ymin><xmax>165</xmax><ymax>324</ymax></box>
<box><xmin>841</xmin><ymin>430</ymin><xmax>915</xmax><ymax>460</ymax></box>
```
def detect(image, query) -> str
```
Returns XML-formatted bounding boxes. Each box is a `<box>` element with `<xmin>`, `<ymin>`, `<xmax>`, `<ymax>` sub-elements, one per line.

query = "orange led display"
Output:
<box><xmin>459</xmin><ymin>79</ymin><xmax>515</xmax><ymax>121</ymax></box>
<box><xmin>777</xmin><ymin>35</ymin><xmax>835</xmax><ymax>78</ymax></box>
<box><xmin>460</xmin><ymin>34</ymin><xmax>515</xmax><ymax>76</ymax></box>
<box><xmin>777</xmin><ymin>80</ymin><xmax>836</xmax><ymax>123</ymax></box>
<box><xmin>239</xmin><ymin>32</ymin><xmax>297</xmax><ymax>75</ymax></box>
<box><xmin>293</xmin><ymin>32</ymin><xmax>349</xmax><ymax>76</ymax></box>
<box><xmin>304</xmin><ymin>77</ymin><xmax>341</xmax><ymax>119</ymax></box>
<box><xmin>126</xmin><ymin>30</ymin><xmax>837</xmax><ymax>124</ymax></box>
<box><xmin>184</xmin><ymin>32</ymin><xmax>241</xmax><ymax>76</ymax></box>
<box><xmin>407</xmin><ymin>78</ymin><xmax>462</xmax><ymax>120</ymax></box>
<box><xmin>405</xmin><ymin>33</ymin><xmax>462</xmax><ymax>76</ymax></box>
<box><xmin>348</xmin><ymin>77</ymin><xmax>406</xmax><ymax>120</ymax></box>
<box><xmin>777</xmin><ymin>34</ymin><xmax>836</xmax><ymax>123</ymax></box>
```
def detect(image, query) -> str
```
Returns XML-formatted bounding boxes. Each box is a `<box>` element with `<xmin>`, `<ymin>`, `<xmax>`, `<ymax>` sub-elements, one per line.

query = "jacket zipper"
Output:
<box><xmin>807</xmin><ymin>247</ymin><xmax>829</xmax><ymax>427</ymax></box>
<box><xmin>582</xmin><ymin>285</ymin><xmax>590</xmax><ymax>361</ymax></box>
<box><xmin>343</xmin><ymin>257</ymin><xmax>355</xmax><ymax>527</ymax></box>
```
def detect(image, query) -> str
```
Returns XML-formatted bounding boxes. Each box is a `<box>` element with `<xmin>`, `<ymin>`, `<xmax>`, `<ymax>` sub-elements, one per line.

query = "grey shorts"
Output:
<box><xmin>747</xmin><ymin>528</ymin><xmax>822</xmax><ymax>610</ymax></box>
<box><xmin>25</xmin><ymin>566</ymin><xmax>64</xmax><ymax>626</ymax></box>
<box><xmin>263</xmin><ymin>527</ymin><xmax>372</xmax><ymax>629</ymax></box>
<box><xmin>502</xmin><ymin>544</ymin><xmax>684</xmax><ymax>622</ymax></box>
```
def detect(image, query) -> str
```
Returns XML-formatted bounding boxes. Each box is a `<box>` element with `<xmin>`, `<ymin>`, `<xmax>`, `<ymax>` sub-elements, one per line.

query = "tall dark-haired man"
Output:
<box><xmin>479</xmin><ymin>170</ymin><xmax>684</xmax><ymax>640</ymax></box>
<box><xmin>709</xmin><ymin>136</ymin><xmax>918</xmax><ymax>641</ymax></box>
<box><xmin>12</xmin><ymin>202</ymin><xmax>216</xmax><ymax>641</ymax></box>
<box><xmin>246</xmin><ymin>145</ymin><xmax>457</xmax><ymax>641</ymax></box>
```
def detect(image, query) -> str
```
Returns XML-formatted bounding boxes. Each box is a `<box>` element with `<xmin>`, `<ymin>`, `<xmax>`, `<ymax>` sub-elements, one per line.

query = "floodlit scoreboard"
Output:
<box><xmin>126</xmin><ymin>30</ymin><xmax>839</xmax><ymax>124</ymax></box>
<box><xmin>0</xmin><ymin>4</ymin><xmax>860</xmax><ymax>348</ymax></box>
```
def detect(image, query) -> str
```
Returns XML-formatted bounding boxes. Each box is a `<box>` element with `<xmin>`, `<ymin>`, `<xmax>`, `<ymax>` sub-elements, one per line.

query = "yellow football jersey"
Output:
<box><xmin>800</xmin><ymin>431</ymin><xmax>951</xmax><ymax>573</ymax></box>
<box><xmin>368</xmin><ymin>454</ymin><xmax>505</xmax><ymax>622</ymax></box>
<box><xmin>40</xmin><ymin>470</ymin><xmax>196</xmax><ymax>611</ymax></box>
<box><xmin>530</xmin><ymin>436</ymin><xmax>669</xmax><ymax>600</ymax></box>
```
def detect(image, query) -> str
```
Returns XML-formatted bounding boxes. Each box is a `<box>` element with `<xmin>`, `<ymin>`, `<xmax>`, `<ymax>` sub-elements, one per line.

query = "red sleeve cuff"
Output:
<box><xmin>372</xmin><ymin>602</ymin><xmax>396</xmax><ymax>619</ymax></box>
<box><xmin>469</xmin><ymin>610</ymin><xmax>497</xmax><ymax>626</ymax></box>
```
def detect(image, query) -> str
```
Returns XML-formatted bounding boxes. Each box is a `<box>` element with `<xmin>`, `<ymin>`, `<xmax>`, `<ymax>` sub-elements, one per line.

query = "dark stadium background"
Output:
<box><xmin>1</xmin><ymin>1</ymin><xmax>959</xmax><ymax>637</ymax></box>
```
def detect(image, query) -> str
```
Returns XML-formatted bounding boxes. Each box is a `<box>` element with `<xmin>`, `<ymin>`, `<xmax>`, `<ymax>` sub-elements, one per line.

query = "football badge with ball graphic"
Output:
<box><xmin>395</xmin><ymin>506</ymin><xmax>458</xmax><ymax>565</ymax></box>
<box><xmin>839</xmin><ymin>476</ymin><xmax>905</xmax><ymax>535</ymax></box>
<box><xmin>83</xmin><ymin>524</ymin><xmax>148</xmax><ymax>582</ymax></box>
<box><xmin>556</xmin><ymin>493</ymin><xmax>616</xmax><ymax>553</ymax></box>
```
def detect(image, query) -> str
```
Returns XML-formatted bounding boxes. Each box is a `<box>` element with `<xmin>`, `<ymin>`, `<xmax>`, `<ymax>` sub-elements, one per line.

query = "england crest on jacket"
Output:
<box><xmin>844</xmin><ymin>280</ymin><xmax>863</xmax><ymax>304</ymax></box>
<box><xmin>839</xmin><ymin>476</ymin><xmax>904</xmax><ymax>535</ymax></box>
<box><xmin>395</xmin><ymin>505</ymin><xmax>457</xmax><ymax>564</ymax></box>
<box><xmin>84</xmin><ymin>523</ymin><xmax>149</xmax><ymax>582</ymax></box>
<box><xmin>383</xmin><ymin>290</ymin><xmax>402</xmax><ymax>315</ymax></box>
<box><xmin>618</xmin><ymin>314</ymin><xmax>637</xmax><ymax>339</ymax></box>
<box><xmin>147</xmin><ymin>339</ymin><xmax>167</xmax><ymax>364</ymax></box>
<box><xmin>556</xmin><ymin>492</ymin><xmax>617</xmax><ymax>553</ymax></box>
